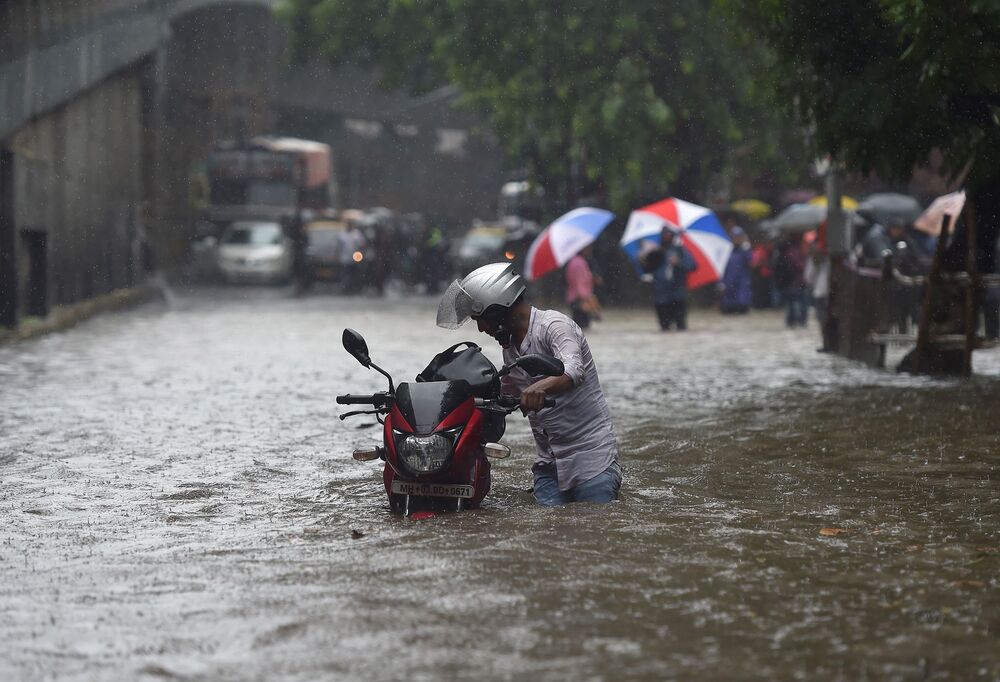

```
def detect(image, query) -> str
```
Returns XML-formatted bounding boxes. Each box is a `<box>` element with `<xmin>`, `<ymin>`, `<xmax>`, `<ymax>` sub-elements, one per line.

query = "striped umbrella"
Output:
<box><xmin>523</xmin><ymin>207</ymin><xmax>615</xmax><ymax>281</ymax></box>
<box><xmin>620</xmin><ymin>197</ymin><xmax>732</xmax><ymax>289</ymax></box>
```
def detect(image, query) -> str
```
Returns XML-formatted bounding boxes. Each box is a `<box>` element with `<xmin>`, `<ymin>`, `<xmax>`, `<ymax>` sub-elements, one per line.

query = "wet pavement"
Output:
<box><xmin>2</xmin><ymin>285</ymin><xmax>999</xmax><ymax>681</ymax></box>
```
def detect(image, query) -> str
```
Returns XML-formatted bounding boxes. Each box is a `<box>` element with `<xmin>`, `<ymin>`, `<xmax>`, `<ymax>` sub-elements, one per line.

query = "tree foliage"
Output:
<box><xmin>278</xmin><ymin>0</ymin><xmax>809</xmax><ymax>213</ymax></box>
<box><xmin>720</xmin><ymin>0</ymin><xmax>1000</xmax><ymax>190</ymax></box>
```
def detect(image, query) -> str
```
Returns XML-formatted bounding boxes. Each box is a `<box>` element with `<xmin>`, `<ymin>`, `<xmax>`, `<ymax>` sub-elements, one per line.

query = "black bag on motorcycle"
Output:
<box><xmin>416</xmin><ymin>341</ymin><xmax>500</xmax><ymax>397</ymax></box>
<box><xmin>416</xmin><ymin>342</ymin><xmax>505</xmax><ymax>442</ymax></box>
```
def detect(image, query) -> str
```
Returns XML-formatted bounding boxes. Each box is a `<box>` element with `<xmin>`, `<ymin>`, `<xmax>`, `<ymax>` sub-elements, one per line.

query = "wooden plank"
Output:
<box><xmin>870</xmin><ymin>332</ymin><xmax>998</xmax><ymax>349</ymax></box>
<box><xmin>963</xmin><ymin>202</ymin><xmax>978</xmax><ymax>377</ymax></box>
<box><xmin>913</xmin><ymin>213</ymin><xmax>954</xmax><ymax>374</ymax></box>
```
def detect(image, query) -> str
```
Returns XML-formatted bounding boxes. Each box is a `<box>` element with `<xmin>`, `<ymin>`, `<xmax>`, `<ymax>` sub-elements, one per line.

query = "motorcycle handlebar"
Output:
<box><xmin>493</xmin><ymin>395</ymin><xmax>557</xmax><ymax>410</ymax></box>
<box><xmin>336</xmin><ymin>393</ymin><xmax>389</xmax><ymax>407</ymax></box>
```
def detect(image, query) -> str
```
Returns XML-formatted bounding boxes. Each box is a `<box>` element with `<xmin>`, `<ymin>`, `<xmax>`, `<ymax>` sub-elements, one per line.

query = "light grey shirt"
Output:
<box><xmin>501</xmin><ymin>307</ymin><xmax>619</xmax><ymax>491</ymax></box>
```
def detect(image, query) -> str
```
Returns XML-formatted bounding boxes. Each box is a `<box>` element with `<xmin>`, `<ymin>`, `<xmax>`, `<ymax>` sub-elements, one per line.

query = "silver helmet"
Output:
<box><xmin>437</xmin><ymin>262</ymin><xmax>526</xmax><ymax>329</ymax></box>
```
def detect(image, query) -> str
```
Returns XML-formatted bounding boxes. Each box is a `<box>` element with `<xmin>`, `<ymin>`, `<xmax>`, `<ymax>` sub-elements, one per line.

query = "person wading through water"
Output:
<box><xmin>436</xmin><ymin>262</ymin><xmax>622</xmax><ymax>505</ymax></box>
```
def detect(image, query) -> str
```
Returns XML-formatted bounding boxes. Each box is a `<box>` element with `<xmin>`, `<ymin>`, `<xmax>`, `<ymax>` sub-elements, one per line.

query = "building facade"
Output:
<box><xmin>0</xmin><ymin>0</ymin><xmax>282</xmax><ymax>327</ymax></box>
<box><xmin>0</xmin><ymin>1</ymin><xmax>508</xmax><ymax>329</ymax></box>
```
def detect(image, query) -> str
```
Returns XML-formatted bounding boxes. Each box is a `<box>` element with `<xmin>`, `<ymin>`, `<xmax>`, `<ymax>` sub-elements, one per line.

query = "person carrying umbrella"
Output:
<box><xmin>640</xmin><ymin>226</ymin><xmax>697</xmax><ymax>331</ymax></box>
<box><xmin>436</xmin><ymin>262</ymin><xmax>622</xmax><ymax>506</ymax></box>
<box><xmin>620</xmin><ymin>197</ymin><xmax>733</xmax><ymax>330</ymax></box>
<box><xmin>565</xmin><ymin>245</ymin><xmax>600</xmax><ymax>330</ymax></box>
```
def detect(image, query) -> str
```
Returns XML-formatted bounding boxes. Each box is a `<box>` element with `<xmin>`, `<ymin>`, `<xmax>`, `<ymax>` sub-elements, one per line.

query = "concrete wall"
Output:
<box><xmin>0</xmin><ymin>0</ymin><xmax>277</xmax><ymax>140</ymax></box>
<box><xmin>8</xmin><ymin>65</ymin><xmax>146</xmax><ymax>308</ymax></box>
<box><xmin>0</xmin><ymin>0</ymin><xmax>139</xmax><ymax>58</ymax></box>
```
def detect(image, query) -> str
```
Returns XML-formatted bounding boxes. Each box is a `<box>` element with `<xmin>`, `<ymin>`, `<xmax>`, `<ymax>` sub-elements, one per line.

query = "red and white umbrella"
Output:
<box><xmin>523</xmin><ymin>207</ymin><xmax>615</xmax><ymax>281</ymax></box>
<box><xmin>620</xmin><ymin>197</ymin><xmax>732</xmax><ymax>289</ymax></box>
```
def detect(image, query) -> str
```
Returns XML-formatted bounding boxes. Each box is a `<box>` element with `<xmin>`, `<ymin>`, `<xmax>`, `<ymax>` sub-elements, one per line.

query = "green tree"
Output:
<box><xmin>278</xmin><ymin>0</ymin><xmax>809</xmax><ymax>214</ymax></box>
<box><xmin>720</xmin><ymin>0</ymin><xmax>1000</xmax><ymax>271</ymax></box>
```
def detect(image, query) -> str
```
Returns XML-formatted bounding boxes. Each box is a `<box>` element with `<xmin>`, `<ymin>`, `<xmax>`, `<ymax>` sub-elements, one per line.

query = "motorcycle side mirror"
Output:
<box><xmin>501</xmin><ymin>353</ymin><xmax>565</xmax><ymax>377</ymax></box>
<box><xmin>342</xmin><ymin>328</ymin><xmax>396</xmax><ymax>394</ymax></box>
<box><xmin>343</xmin><ymin>328</ymin><xmax>371</xmax><ymax>368</ymax></box>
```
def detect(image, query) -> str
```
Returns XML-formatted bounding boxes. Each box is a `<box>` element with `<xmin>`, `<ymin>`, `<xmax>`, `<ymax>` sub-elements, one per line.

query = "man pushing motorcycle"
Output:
<box><xmin>437</xmin><ymin>262</ymin><xmax>622</xmax><ymax>506</ymax></box>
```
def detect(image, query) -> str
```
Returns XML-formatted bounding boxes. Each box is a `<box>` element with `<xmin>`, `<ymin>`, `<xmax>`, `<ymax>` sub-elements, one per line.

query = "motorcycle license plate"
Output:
<box><xmin>391</xmin><ymin>480</ymin><xmax>474</xmax><ymax>499</ymax></box>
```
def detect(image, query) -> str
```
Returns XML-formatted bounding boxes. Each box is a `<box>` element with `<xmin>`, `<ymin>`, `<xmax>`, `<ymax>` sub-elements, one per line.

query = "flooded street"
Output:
<box><xmin>2</xmin><ymin>287</ymin><xmax>999</xmax><ymax>681</ymax></box>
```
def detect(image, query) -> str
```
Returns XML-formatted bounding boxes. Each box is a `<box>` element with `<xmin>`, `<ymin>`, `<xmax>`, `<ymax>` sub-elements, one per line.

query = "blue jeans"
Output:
<box><xmin>533</xmin><ymin>461</ymin><xmax>622</xmax><ymax>506</ymax></box>
<box><xmin>786</xmin><ymin>287</ymin><xmax>808</xmax><ymax>327</ymax></box>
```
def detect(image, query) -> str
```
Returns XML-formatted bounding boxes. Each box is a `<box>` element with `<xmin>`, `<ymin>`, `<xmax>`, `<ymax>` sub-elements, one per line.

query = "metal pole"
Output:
<box><xmin>824</xmin><ymin>168</ymin><xmax>845</xmax><ymax>354</ymax></box>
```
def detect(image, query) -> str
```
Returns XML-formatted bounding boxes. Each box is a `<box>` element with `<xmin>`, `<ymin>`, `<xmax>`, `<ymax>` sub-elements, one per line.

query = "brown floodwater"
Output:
<box><xmin>1</xmin><ymin>286</ymin><xmax>998</xmax><ymax>681</ymax></box>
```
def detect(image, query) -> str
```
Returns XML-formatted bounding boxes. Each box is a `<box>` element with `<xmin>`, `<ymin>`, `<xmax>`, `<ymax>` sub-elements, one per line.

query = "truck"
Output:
<box><xmin>204</xmin><ymin>136</ymin><xmax>335</xmax><ymax>228</ymax></box>
<box><xmin>192</xmin><ymin>136</ymin><xmax>335</xmax><ymax>282</ymax></box>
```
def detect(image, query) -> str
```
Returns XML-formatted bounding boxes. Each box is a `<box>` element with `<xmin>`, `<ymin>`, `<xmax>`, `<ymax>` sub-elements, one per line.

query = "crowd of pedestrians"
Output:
<box><xmin>553</xmin><ymin>206</ymin><xmax>974</xmax><ymax>353</ymax></box>
<box><xmin>713</xmin><ymin>211</ymin><xmax>946</xmax><ymax>345</ymax></box>
<box><xmin>296</xmin><ymin>199</ymin><xmax>999</xmax><ymax>349</ymax></box>
<box><xmin>717</xmin><ymin>221</ymin><xmax>817</xmax><ymax>329</ymax></box>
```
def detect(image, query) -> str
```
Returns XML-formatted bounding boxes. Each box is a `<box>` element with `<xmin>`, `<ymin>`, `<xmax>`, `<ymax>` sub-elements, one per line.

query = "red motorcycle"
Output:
<box><xmin>336</xmin><ymin>328</ymin><xmax>562</xmax><ymax>516</ymax></box>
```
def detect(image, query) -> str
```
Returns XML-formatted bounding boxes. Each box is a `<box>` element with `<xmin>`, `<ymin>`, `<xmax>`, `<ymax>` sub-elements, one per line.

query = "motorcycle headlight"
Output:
<box><xmin>395</xmin><ymin>430</ymin><xmax>458</xmax><ymax>473</ymax></box>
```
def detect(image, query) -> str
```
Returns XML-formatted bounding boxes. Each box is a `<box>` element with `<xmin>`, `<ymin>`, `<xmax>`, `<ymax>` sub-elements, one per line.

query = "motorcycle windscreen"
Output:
<box><xmin>394</xmin><ymin>380</ymin><xmax>473</xmax><ymax>434</ymax></box>
<box><xmin>436</xmin><ymin>279</ymin><xmax>477</xmax><ymax>329</ymax></box>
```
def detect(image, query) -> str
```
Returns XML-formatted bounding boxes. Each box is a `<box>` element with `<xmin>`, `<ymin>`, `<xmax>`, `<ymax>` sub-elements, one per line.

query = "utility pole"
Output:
<box><xmin>824</xmin><ymin>164</ymin><xmax>847</xmax><ymax>353</ymax></box>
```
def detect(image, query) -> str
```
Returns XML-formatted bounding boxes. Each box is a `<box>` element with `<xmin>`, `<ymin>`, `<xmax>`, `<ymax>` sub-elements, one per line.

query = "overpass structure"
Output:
<box><xmin>1</xmin><ymin>0</ymin><xmax>278</xmax><ymax>140</ymax></box>
<box><xmin>0</xmin><ymin>0</ymin><xmax>283</xmax><ymax>327</ymax></box>
<box><xmin>0</xmin><ymin>1</ymin><xmax>508</xmax><ymax>331</ymax></box>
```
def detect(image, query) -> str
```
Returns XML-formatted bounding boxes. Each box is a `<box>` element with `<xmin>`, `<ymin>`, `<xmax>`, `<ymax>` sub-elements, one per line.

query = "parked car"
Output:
<box><xmin>303</xmin><ymin>218</ymin><xmax>348</xmax><ymax>285</ymax></box>
<box><xmin>217</xmin><ymin>221</ymin><xmax>293</xmax><ymax>284</ymax></box>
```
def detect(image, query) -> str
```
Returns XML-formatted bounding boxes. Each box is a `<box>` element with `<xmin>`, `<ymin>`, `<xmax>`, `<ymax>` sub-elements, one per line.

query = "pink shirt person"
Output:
<box><xmin>565</xmin><ymin>254</ymin><xmax>594</xmax><ymax>305</ymax></box>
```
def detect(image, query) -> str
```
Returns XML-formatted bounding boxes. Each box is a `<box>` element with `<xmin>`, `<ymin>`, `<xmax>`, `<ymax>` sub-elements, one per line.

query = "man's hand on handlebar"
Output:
<box><xmin>519</xmin><ymin>384</ymin><xmax>549</xmax><ymax>413</ymax></box>
<box><xmin>517</xmin><ymin>374</ymin><xmax>573</xmax><ymax>413</ymax></box>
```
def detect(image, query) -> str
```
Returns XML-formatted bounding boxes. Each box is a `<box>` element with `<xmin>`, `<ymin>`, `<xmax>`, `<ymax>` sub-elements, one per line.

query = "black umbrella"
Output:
<box><xmin>857</xmin><ymin>193</ymin><xmax>922</xmax><ymax>227</ymax></box>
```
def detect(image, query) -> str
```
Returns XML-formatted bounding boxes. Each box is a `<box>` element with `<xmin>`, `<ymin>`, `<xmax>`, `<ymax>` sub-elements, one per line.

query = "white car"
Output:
<box><xmin>217</xmin><ymin>221</ymin><xmax>294</xmax><ymax>284</ymax></box>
